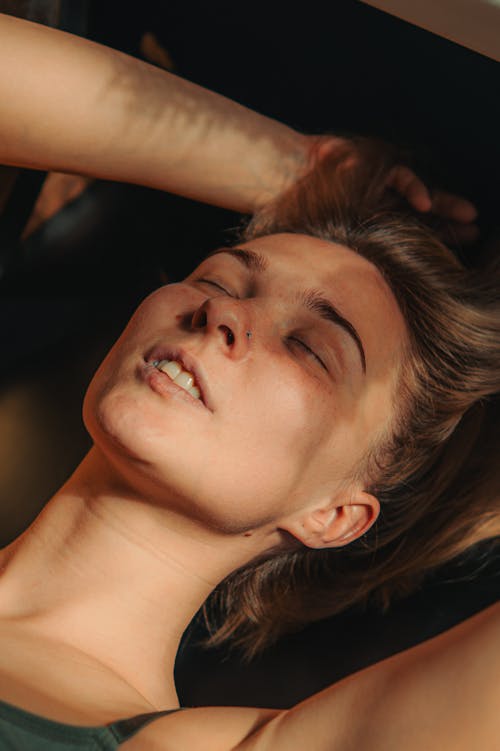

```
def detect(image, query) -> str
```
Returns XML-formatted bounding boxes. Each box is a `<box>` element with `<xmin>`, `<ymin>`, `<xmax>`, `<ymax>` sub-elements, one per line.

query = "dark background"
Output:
<box><xmin>0</xmin><ymin>0</ymin><xmax>498</xmax><ymax>708</ymax></box>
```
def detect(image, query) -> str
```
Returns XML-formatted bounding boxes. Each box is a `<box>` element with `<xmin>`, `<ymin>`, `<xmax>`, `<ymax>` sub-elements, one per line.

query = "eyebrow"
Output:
<box><xmin>204</xmin><ymin>246</ymin><xmax>367</xmax><ymax>374</ymax></box>
<box><xmin>206</xmin><ymin>246</ymin><xmax>269</xmax><ymax>273</ymax></box>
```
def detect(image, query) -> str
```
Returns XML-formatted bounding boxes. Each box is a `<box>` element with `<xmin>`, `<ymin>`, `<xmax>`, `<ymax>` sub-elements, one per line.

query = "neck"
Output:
<box><xmin>0</xmin><ymin>447</ymin><xmax>273</xmax><ymax>709</ymax></box>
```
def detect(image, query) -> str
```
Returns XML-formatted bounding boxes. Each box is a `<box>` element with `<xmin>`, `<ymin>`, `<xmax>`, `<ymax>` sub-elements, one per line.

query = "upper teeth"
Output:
<box><xmin>152</xmin><ymin>359</ymin><xmax>201</xmax><ymax>399</ymax></box>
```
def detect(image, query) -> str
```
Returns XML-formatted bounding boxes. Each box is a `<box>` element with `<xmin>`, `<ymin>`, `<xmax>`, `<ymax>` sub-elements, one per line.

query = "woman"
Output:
<box><xmin>0</xmin><ymin>13</ymin><xmax>498</xmax><ymax>751</ymax></box>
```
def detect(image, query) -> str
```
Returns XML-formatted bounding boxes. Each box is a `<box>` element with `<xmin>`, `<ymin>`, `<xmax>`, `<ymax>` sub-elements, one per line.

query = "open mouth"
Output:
<box><xmin>151</xmin><ymin>358</ymin><xmax>201</xmax><ymax>400</ymax></box>
<box><xmin>144</xmin><ymin>346</ymin><xmax>212</xmax><ymax>411</ymax></box>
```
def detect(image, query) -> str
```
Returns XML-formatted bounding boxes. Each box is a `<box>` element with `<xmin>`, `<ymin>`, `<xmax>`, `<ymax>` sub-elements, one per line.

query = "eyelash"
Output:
<box><xmin>288</xmin><ymin>337</ymin><xmax>327</xmax><ymax>370</ymax></box>
<box><xmin>195</xmin><ymin>278</ymin><xmax>327</xmax><ymax>371</ymax></box>
<box><xmin>196</xmin><ymin>278</ymin><xmax>232</xmax><ymax>295</ymax></box>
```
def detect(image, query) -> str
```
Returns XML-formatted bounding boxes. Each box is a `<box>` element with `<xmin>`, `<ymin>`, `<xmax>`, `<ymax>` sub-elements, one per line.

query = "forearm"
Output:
<box><xmin>0</xmin><ymin>14</ymin><xmax>308</xmax><ymax>212</ymax></box>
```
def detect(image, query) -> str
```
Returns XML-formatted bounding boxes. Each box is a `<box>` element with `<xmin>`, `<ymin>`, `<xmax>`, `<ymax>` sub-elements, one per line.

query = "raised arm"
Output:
<box><xmin>0</xmin><ymin>14</ymin><xmax>478</xmax><ymax>226</ymax></box>
<box><xmin>0</xmin><ymin>13</ymin><xmax>309</xmax><ymax>213</ymax></box>
<box><xmin>123</xmin><ymin>602</ymin><xmax>500</xmax><ymax>750</ymax></box>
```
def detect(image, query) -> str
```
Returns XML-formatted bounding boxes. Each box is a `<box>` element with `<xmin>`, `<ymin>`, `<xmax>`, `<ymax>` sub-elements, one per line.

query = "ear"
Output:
<box><xmin>279</xmin><ymin>490</ymin><xmax>380</xmax><ymax>550</ymax></box>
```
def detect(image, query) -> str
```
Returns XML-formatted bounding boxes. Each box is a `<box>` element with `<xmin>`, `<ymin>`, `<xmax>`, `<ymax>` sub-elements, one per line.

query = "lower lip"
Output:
<box><xmin>142</xmin><ymin>364</ymin><xmax>208</xmax><ymax>411</ymax></box>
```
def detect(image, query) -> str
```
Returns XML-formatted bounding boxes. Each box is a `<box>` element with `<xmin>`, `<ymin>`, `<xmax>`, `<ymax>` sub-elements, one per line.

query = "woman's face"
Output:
<box><xmin>83</xmin><ymin>233</ymin><xmax>407</xmax><ymax>536</ymax></box>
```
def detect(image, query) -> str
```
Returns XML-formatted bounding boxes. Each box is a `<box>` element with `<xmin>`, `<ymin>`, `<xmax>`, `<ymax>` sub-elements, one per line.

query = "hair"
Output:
<box><xmin>203</xmin><ymin>138</ymin><xmax>500</xmax><ymax>658</ymax></box>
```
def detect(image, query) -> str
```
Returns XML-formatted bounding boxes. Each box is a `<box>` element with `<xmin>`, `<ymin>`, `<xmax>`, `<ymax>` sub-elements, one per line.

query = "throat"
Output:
<box><xmin>0</xmin><ymin>447</ymin><xmax>260</xmax><ymax>715</ymax></box>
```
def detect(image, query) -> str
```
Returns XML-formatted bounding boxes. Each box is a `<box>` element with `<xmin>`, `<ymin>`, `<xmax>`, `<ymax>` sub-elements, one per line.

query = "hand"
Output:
<box><xmin>307</xmin><ymin>136</ymin><xmax>479</xmax><ymax>246</ymax></box>
<box><xmin>386</xmin><ymin>165</ymin><xmax>479</xmax><ymax>245</ymax></box>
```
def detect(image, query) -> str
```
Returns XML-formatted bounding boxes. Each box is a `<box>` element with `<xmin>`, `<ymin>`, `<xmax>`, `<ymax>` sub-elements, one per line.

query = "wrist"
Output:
<box><xmin>250</xmin><ymin>133</ymin><xmax>350</xmax><ymax>213</ymax></box>
<box><xmin>249</xmin><ymin>130</ymin><xmax>310</xmax><ymax>212</ymax></box>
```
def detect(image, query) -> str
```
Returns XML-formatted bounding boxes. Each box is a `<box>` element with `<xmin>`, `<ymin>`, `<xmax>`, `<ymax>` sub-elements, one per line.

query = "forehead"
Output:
<box><xmin>238</xmin><ymin>233</ymin><xmax>408</xmax><ymax>379</ymax></box>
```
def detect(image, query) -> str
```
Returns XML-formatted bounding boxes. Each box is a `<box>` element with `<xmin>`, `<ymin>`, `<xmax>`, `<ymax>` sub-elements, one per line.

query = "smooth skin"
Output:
<box><xmin>0</xmin><ymin>12</ymin><xmax>495</xmax><ymax>751</ymax></box>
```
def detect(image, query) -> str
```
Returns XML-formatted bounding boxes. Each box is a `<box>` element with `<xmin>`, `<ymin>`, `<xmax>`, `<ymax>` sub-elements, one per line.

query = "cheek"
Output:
<box><xmin>83</xmin><ymin>368</ymin><xmax>144</xmax><ymax>462</ymax></box>
<box><xmin>82</xmin><ymin>343</ymin><xmax>160</xmax><ymax>465</ymax></box>
<box><xmin>82</xmin><ymin>284</ymin><xmax>195</xmax><ymax>442</ymax></box>
<box><xmin>213</xmin><ymin>364</ymin><xmax>333</xmax><ymax>488</ymax></box>
<box><xmin>134</xmin><ymin>282</ymin><xmax>201</xmax><ymax>329</ymax></box>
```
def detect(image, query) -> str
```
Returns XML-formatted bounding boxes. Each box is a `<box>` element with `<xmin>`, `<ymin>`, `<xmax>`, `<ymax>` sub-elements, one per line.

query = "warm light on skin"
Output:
<box><xmin>83</xmin><ymin>233</ymin><xmax>408</xmax><ymax>550</ymax></box>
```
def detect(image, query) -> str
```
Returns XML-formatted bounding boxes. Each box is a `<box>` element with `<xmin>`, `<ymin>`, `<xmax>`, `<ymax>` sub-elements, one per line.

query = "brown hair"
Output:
<box><xmin>204</xmin><ymin>139</ymin><xmax>500</xmax><ymax>657</ymax></box>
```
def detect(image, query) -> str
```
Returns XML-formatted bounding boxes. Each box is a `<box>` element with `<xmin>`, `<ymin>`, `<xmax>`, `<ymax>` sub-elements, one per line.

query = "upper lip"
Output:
<box><xmin>145</xmin><ymin>345</ymin><xmax>213</xmax><ymax>411</ymax></box>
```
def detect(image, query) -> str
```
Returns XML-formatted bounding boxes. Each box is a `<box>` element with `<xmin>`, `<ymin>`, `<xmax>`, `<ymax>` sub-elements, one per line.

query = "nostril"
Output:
<box><xmin>219</xmin><ymin>325</ymin><xmax>235</xmax><ymax>345</ymax></box>
<box><xmin>191</xmin><ymin>309</ymin><xmax>207</xmax><ymax>329</ymax></box>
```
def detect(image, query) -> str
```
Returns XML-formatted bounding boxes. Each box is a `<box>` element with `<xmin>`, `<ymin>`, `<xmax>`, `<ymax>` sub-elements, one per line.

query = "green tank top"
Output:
<box><xmin>0</xmin><ymin>698</ymin><xmax>180</xmax><ymax>749</ymax></box>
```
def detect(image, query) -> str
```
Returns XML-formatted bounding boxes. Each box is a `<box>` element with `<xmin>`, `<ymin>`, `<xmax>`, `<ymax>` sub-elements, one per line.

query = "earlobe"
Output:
<box><xmin>281</xmin><ymin>491</ymin><xmax>379</xmax><ymax>550</ymax></box>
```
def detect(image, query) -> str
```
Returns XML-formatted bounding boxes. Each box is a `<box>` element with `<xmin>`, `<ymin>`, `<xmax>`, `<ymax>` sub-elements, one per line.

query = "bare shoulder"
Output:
<box><xmin>123</xmin><ymin>603</ymin><xmax>500</xmax><ymax>751</ymax></box>
<box><xmin>120</xmin><ymin>705</ymin><xmax>282</xmax><ymax>751</ymax></box>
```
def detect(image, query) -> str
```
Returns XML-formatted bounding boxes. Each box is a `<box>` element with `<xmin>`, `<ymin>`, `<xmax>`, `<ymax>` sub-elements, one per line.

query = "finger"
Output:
<box><xmin>440</xmin><ymin>222</ymin><xmax>480</xmax><ymax>246</ymax></box>
<box><xmin>387</xmin><ymin>166</ymin><xmax>432</xmax><ymax>212</ymax></box>
<box><xmin>431</xmin><ymin>192</ymin><xmax>478</xmax><ymax>223</ymax></box>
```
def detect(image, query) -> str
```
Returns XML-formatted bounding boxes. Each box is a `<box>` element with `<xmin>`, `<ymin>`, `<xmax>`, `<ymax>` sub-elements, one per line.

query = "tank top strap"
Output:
<box><xmin>107</xmin><ymin>707</ymin><xmax>184</xmax><ymax>744</ymax></box>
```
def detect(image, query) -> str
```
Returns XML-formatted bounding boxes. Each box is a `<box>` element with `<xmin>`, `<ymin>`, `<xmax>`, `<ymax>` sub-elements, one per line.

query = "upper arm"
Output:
<box><xmin>122</xmin><ymin>603</ymin><xmax>500</xmax><ymax>751</ymax></box>
<box><xmin>355</xmin><ymin>602</ymin><xmax>500</xmax><ymax>751</ymax></box>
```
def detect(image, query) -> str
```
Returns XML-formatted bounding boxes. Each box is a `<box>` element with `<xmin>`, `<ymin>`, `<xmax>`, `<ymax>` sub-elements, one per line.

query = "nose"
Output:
<box><xmin>190</xmin><ymin>297</ymin><xmax>252</xmax><ymax>359</ymax></box>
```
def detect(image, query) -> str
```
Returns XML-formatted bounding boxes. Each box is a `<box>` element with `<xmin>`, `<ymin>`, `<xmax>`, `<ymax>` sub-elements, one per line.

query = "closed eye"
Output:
<box><xmin>195</xmin><ymin>278</ymin><xmax>233</xmax><ymax>296</ymax></box>
<box><xmin>288</xmin><ymin>337</ymin><xmax>328</xmax><ymax>371</ymax></box>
